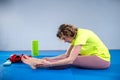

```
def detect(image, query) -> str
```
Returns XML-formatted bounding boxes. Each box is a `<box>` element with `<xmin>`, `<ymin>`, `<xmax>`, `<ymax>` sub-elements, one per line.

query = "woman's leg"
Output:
<box><xmin>21</xmin><ymin>55</ymin><xmax>43</xmax><ymax>69</ymax></box>
<box><xmin>72</xmin><ymin>55</ymin><xmax>110</xmax><ymax>69</ymax></box>
<box><xmin>46</xmin><ymin>57</ymin><xmax>70</xmax><ymax>69</ymax></box>
<box><xmin>21</xmin><ymin>55</ymin><xmax>68</xmax><ymax>69</ymax></box>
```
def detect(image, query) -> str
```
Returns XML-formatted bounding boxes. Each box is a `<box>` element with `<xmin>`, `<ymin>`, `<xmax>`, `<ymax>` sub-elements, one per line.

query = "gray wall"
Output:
<box><xmin>0</xmin><ymin>0</ymin><xmax>120</xmax><ymax>50</ymax></box>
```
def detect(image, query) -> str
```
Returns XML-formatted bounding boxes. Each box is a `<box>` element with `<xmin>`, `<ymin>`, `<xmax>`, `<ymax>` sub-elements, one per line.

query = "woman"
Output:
<box><xmin>22</xmin><ymin>24</ymin><xmax>110</xmax><ymax>69</ymax></box>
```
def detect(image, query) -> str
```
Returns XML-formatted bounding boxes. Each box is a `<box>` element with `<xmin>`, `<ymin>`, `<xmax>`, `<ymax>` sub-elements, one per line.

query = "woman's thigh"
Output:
<box><xmin>72</xmin><ymin>55</ymin><xmax>110</xmax><ymax>69</ymax></box>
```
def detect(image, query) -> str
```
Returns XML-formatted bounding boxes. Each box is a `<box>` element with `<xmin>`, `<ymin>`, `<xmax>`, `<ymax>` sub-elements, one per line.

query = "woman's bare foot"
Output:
<box><xmin>21</xmin><ymin>55</ymin><xmax>37</xmax><ymax>69</ymax></box>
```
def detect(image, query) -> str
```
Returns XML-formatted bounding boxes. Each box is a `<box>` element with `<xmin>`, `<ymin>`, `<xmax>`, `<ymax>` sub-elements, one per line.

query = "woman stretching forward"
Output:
<box><xmin>22</xmin><ymin>24</ymin><xmax>110</xmax><ymax>69</ymax></box>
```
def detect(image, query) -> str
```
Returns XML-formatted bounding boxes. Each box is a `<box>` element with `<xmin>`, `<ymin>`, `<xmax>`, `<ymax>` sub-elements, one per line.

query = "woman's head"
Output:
<box><xmin>56</xmin><ymin>24</ymin><xmax>77</xmax><ymax>43</ymax></box>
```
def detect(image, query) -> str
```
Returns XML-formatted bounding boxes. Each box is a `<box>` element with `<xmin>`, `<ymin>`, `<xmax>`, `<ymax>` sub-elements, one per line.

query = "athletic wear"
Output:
<box><xmin>71</xmin><ymin>28</ymin><xmax>110</xmax><ymax>61</ymax></box>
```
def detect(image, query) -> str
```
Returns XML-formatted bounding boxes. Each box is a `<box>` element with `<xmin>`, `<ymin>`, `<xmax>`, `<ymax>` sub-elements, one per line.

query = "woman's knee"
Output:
<box><xmin>101</xmin><ymin>61</ymin><xmax>110</xmax><ymax>69</ymax></box>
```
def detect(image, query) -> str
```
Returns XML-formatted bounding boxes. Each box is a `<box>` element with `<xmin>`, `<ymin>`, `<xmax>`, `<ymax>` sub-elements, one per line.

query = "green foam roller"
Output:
<box><xmin>32</xmin><ymin>40</ymin><xmax>39</xmax><ymax>56</ymax></box>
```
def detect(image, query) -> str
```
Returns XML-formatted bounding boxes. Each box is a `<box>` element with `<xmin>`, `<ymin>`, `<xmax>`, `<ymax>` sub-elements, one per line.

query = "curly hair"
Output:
<box><xmin>56</xmin><ymin>24</ymin><xmax>77</xmax><ymax>39</ymax></box>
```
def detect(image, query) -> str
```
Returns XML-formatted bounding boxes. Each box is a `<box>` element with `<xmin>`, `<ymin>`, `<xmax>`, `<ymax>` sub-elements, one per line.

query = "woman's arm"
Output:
<box><xmin>45</xmin><ymin>54</ymin><xmax>67</xmax><ymax>60</ymax></box>
<box><xmin>65</xmin><ymin>45</ymin><xmax>74</xmax><ymax>57</ymax></box>
<box><xmin>49</xmin><ymin>45</ymin><xmax>81</xmax><ymax>67</ymax></box>
<box><xmin>43</xmin><ymin>45</ymin><xmax>73</xmax><ymax>60</ymax></box>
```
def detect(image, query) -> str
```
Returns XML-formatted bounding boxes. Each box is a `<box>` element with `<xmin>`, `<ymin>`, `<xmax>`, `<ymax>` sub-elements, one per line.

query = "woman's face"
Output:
<box><xmin>61</xmin><ymin>36</ymin><xmax>73</xmax><ymax>43</ymax></box>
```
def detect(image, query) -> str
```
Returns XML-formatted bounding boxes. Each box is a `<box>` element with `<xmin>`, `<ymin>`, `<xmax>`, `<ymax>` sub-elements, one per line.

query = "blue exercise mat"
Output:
<box><xmin>0</xmin><ymin>50</ymin><xmax>120</xmax><ymax>80</ymax></box>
